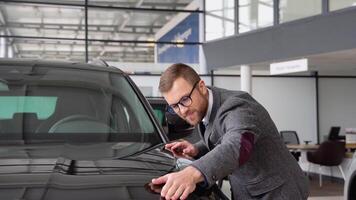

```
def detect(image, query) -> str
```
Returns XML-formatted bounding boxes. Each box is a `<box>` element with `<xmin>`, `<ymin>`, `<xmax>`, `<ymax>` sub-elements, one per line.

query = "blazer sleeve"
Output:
<box><xmin>190</xmin><ymin>98</ymin><xmax>261</xmax><ymax>187</ymax></box>
<box><xmin>193</xmin><ymin>140</ymin><xmax>209</xmax><ymax>159</ymax></box>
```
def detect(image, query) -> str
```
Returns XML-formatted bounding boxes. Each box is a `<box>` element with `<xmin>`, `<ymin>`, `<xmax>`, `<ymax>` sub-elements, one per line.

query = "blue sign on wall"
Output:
<box><xmin>156</xmin><ymin>13</ymin><xmax>199</xmax><ymax>63</ymax></box>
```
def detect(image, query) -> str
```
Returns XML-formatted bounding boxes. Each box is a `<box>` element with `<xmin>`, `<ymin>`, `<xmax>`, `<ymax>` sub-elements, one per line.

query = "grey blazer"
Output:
<box><xmin>191</xmin><ymin>87</ymin><xmax>309</xmax><ymax>200</ymax></box>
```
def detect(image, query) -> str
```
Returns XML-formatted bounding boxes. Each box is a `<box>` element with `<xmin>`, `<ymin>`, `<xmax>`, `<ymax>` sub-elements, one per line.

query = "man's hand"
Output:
<box><xmin>165</xmin><ymin>140</ymin><xmax>199</xmax><ymax>159</ymax></box>
<box><xmin>151</xmin><ymin>166</ymin><xmax>204</xmax><ymax>200</ymax></box>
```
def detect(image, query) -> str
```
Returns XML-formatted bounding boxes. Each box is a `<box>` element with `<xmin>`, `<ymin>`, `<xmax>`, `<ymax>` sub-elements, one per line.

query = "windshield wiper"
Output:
<box><xmin>115</xmin><ymin>143</ymin><xmax>166</xmax><ymax>159</ymax></box>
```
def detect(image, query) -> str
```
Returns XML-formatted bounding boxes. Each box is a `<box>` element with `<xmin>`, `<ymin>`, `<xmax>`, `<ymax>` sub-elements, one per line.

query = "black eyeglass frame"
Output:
<box><xmin>167</xmin><ymin>80</ymin><xmax>200</xmax><ymax>114</ymax></box>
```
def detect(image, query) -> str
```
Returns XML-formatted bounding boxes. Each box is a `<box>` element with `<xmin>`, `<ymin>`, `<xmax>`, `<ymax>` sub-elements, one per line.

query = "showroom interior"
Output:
<box><xmin>0</xmin><ymin>0</ymin><xmax>356</xmax><ymax>199</ymax></box>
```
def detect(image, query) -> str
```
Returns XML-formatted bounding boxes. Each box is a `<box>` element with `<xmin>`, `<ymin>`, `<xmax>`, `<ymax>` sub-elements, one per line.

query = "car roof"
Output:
<box><xmin>0</xmin><ymin>58</ymin><xmax>125</xmax><ymax>74</ymax></box>
<box><xmin>146</xmin><ymin>97</ymin><xmax>167</xmax><ymax>104</ymax></box>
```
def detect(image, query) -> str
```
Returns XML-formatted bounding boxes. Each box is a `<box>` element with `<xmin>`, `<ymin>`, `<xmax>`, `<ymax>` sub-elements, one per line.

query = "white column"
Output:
<box><xmin>8</xmin><ymin>46</ymin><xmax>13</xmax><ymax>58</ymax></box>
<box><xmin>240</xmin><ymin>65</ymin><xmax>252</xmax><ymax>95</ymax></box>
<box><xmin>0</xmin><ymin>31</ymin><xmax>5</xmax><ymax>58</ymax></box>
<box><xmin>199</xmin><ymin>0</ymin><xmax>207</xmax><ymax>74</ymax></box>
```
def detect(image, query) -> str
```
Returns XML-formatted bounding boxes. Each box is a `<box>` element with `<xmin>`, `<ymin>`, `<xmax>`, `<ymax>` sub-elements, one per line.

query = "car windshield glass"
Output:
<box><xmin>0</xmin><ymin>65</ymin><xmax>162</xmax><ymax>157</ymax></box>
<box><xmin>151</xmin><ymin>104</ymin><xmax>167</xmax><ymax>127</ymax></box>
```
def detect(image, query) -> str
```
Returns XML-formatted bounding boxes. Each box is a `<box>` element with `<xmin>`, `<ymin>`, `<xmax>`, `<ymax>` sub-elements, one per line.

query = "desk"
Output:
<box><xmin>287</xmin><ymin>144</ymin><xmax>354</xmax><ymax>158</ymax></box>
<box><xmin>346</xmin><ymin>143</ymin><xmax>356</xmax><ymax>149</ymax></box>
<box><xmin>285</xmin><ymin>144</ymin><xmax>319</xmax><ymax>173</ymax></box>
<box><xmin>286</xmin><ymin>144</ymin><xmax>319</xmax><ymax>150</ymax></box>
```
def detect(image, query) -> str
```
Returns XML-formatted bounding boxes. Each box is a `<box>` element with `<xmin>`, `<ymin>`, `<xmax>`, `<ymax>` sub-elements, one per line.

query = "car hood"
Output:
<box><xmin>0</xmin><ymin>142</ymin><xmax>218</xmax><ymax>200</ymax></box>
<box><xmin>0</xmin><ymin>143</ymin><xmax>173</xmax><ymax>200</ymax></box>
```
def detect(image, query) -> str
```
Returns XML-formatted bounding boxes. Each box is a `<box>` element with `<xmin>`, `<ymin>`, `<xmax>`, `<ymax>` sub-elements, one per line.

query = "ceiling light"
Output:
<box><xmin>176</xmin><ymin>39</ymin><xmax>184</xmax><ymax>48</ymax></box>
<box><xmin>147</xmin><ymin>38</ymin><xmax>155</xmax><ymax>47</ymax></box>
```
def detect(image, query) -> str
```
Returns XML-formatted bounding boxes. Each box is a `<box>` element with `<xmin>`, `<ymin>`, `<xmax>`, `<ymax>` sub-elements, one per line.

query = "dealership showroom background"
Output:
<box><xmin>0</xmin><ymin>0</ymin><xmax>356</xmax><ymax>199</ymax></box>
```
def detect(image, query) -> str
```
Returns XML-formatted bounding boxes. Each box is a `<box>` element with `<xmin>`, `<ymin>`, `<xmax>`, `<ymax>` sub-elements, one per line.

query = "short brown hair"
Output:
<box><xmin>159</xmin><ymin>63</ymin><xmax>200</xmax><ymax>93</ymax></box>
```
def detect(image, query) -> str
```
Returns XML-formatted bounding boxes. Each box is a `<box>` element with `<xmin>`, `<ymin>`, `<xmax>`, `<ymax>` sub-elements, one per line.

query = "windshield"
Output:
<box><xmin>0</xmin><ymin>64</ymin><xmax>162</xmax><ymax>156</ymax></box>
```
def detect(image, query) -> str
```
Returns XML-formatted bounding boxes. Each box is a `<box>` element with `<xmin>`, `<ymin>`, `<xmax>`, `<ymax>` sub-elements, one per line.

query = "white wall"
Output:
<box><xmin>254</xmin><ymin>77</ymin><xmax>318</xmax><ymax>143</ymax></box>
<box><xmin>214</xmin><ymin>76</ymin><xmax>318</xmax><ymax>143</ymax></box>
<box><xmin>319</xmin><ymin>78</ymin><xmax>356</xmax><ymax>141</ymax></box>
<box><xmin>129</xmin><ymin>74</ymin><xmax>356</xmax><ymax>146</ymax></box>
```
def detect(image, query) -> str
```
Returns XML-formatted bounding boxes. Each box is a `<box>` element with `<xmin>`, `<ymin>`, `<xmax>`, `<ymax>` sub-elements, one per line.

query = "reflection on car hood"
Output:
<box><xmin>0</xmin><ymin>143</ymin><xmax>178</xmax><ymax>200</ymax></box>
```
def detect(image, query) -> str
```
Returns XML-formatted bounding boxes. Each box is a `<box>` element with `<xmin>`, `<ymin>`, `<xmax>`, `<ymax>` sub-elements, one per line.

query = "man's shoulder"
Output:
<box><xmin>211</xmin><ymin>87</ymin><xmax>253</xmax><ymax>105</ymax></box>
<box><xmin>211</xmin><ymin>87</ymin><xmax>248</xmax><ymax>99</ymax></box>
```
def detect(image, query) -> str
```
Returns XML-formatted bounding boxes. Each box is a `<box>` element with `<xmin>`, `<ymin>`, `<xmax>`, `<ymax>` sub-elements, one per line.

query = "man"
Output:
<box><xmin>152</xmin><ymin>63</ymin><xmax>309</xmax><ymax>200</ymax></box>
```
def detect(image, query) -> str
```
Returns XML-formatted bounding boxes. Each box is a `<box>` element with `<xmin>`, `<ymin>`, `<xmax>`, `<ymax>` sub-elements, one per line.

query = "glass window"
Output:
<box><xmin>330</xmin><ymin>0</ymin><xmax>356</xmax><ymax>11</ymax></box>
<box><xmin>88</xmin><ymin>7</ymin><xmax>202</xmax><ymax>64</ymax></box>
<box><xmin>0</xmin><ymin>81</ymin><xmax>9</xmax><ymax>91</ymax></box>
<box><xmin>88</xmin><ymin>8</ymin><xmax>201</xmax><ymax>43</ymax></box>
<box><xmin>11</xmin><ymin>0</ymin><xmax>84</xmax><ymax>5</ymax></box>
<box><xmin>88</xmin><ymin>41</ymin><xmax>201</xmax><ymax>64</ymax></box>
<box><xmin>0</xmin><ymin>97</ymin><xmax>57</xmax><ymax>120</ymax></box>
<box><xmin>4</xmin><ymin>38</ymin><xmax>86</xmax><ymax>62</ymax></box>
<box><xmin>0</xmin><ymin>65</ymin><xmax>159</xmax><ymax>144</ymax></box>
<box><xmin>279</xmin><ymin>0</ymin><xmax>322</xmax><ymax>23</ymax></box>
<box><xmin>238</xmin><ymin>0</ymin><xmax>274</xmax><ymax>34</ymax></box>
<box><xmin>88</xmin><ymin>0</ymin><xmax>195</xmax><ymax>10</ymax></box>
<box><xmin>0</xmin><ymin>2</ymin><xmax>85</xmax><ymax>61</ymax></box>
<box><xmin>0</xmin><ymin>62</ymin><xmax>164</xmax><ymax>160</ymax></box>
<box><xmin>205</xmin><ymin>0</ymin><xmax>235</xmax><ymax>41</ymax></box>
<box><xmin>153</xmin><ymin>108</ymin><xmax>165</xmax><ymax>126</ymax></box>
<box><xmin>89</xmin><ymin>41</ymin><xmax>155</xmax><ymax>63</ymax></box>
<box><xmin>0</xmin><ymin>1</ymin><xmax>201</xmax><ymax>65</ymax></box>
<box><xmin>0</xmin><ymin>3</ymin><xmax>84</xmax><ymax>39</ymax></box>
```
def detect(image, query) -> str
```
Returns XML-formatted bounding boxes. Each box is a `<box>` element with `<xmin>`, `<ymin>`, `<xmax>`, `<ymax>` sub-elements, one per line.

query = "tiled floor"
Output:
<box><xmin>220</xmin><ymin>175</ymin><xmax>345</xmax><ymax>200</ymax></box>
<box><xmin>307</xmin><ymin>175</ymin><xmax>344</xmax><ymax>199</ymax></box>
<box><xmin>308</xmin><ymin>174</ymin><xmax>344</xmax><ymax>196</ymax></box>
<box><xmin>308</xmin><ymin>197</ymin><xmax>343</xmax><ymax>200</ymax></box>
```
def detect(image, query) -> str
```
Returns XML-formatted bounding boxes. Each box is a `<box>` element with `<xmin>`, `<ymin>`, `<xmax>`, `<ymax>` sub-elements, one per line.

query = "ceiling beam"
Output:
<box><xmin>0</xmin><ymin>22</ymin><xmax>158</xmax><ymax>35</ymax></box>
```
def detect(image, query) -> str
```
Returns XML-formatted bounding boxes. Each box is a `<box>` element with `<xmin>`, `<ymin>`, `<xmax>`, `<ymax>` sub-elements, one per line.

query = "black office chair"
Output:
<box><xmin>328</xmin><ymin>126</ymin><xmax>345</xmax><ymax>141</ymax></box>
<box><xmin>280</xmin><ymin>130</ymin><xmax>301</xmax><ymax>161</ymax></box>
<box><xmin>307</xmin><ymin>141</ymin><xmax>345</xmax><ymax>187</ymax></box>
<box><xmin>280</xmin><ymin>130</ymin><xmax>300</xmax><ymax>144</ymax></box>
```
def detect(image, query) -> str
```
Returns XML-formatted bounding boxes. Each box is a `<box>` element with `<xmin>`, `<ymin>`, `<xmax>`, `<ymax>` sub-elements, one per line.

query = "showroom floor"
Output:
<box><xmin>308</xmin><ymin>175</ymin><xmax>344</xmax><ymax>197</ymax></box>
<box><xmin>220</xmin><ymin>174</ymin><xmax>344</xmax><ymax>199</ymax></box>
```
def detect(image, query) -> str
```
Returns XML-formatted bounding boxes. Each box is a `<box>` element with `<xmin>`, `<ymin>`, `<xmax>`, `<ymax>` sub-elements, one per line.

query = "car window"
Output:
<box><xmin>153</xmin><ymin>108</ymin><xmax>165</xmax><ymax>125</ymax></box>
<box><xmin>0</xmin><ymin>80</ymin><xmax>8</xmax><ymax>91</ymax></box>
<box><xmin>0</xmin><ymin>65</ymin><xmax>162</xmax><ymax>155</ymax></box>
<box><xmin>0</xmin><ymin>96</ymin><xmax>57</xmax><ymax>120</ymax></box>
<box><xmin>150</xmin><ymin>103</ymin><xmax>167</xmax><ymax>127</ymax></box>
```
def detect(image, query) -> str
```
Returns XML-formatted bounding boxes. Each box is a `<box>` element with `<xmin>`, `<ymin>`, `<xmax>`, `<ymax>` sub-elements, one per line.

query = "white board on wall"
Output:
<box><xmin>214</xmin><ymin>76</ymin><xmax>317</xmax><ymax>144</ymax></box>
<box><xmin>319</xmin><ymin>78</ymin><xmax>356</xmax><ymax>141</ymax></box>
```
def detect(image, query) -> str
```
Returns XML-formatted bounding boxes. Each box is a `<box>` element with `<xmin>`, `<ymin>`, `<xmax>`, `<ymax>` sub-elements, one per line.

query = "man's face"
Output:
<box><xmin>163</xmin><ymin>77</ymin><xmax>208</xmax><ymax>126</ymax></box>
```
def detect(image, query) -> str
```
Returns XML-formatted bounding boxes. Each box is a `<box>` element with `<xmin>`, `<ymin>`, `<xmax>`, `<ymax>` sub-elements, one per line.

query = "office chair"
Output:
<box><xmin>328</xmin><ymin>126</ymin><xmax>345</xmax><ymax>141</ymax></box>
<box><xmin>280</xmin><ymin>130</ymin><xmax>301</xmax><ymax>161</ymax></box>
<box><xmin>307</xmin><ymin>140</ymin><xmax>345</xmax><ymax>187</ymax></box>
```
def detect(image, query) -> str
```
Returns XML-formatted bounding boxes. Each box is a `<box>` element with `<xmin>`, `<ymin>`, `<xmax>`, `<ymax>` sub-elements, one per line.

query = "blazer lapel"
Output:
<box><xmin>198</xmin><ymin>122</ymin><xmax>206</xmax><ymax>138</ymax></box>
<box><xmin>204</xmin><ymin>87</ymin><xmax>221</xmax><ymax>148</ymax></box>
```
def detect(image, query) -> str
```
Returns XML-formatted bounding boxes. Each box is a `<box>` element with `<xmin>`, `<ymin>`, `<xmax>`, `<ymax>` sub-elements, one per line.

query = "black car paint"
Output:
<box><xmin>0</xmin><ymin>59</ymin><xmax>226</xmax><ymax>200</ymax></box>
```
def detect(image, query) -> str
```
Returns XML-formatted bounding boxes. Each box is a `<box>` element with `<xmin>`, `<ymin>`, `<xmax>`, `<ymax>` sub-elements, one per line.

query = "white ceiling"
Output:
<box><xmin>0</xmin><ymin>0</ymin><xmax>194</xmax><ymax>62</ymax></box>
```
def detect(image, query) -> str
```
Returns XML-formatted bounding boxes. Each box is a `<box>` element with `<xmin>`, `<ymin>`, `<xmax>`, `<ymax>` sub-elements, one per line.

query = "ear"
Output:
<box><xmin>197</xmin><ymin>80</ymin><xmax>207</xmax><ymax>94</ymax></box>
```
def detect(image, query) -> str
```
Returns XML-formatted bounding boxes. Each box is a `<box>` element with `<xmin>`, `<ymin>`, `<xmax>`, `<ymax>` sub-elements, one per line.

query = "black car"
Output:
<box><xmin>0</xmin><ymin>59</ymin><xmax>227</xmax><ymax>200</ymax></box>
<box><xmin>147</xmin><ymin>97</ymin><xmax>200</xmax><ymax>143</ymax></box>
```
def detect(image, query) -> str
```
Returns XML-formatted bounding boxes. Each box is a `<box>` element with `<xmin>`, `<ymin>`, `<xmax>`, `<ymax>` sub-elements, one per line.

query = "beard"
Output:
<box><xmin>184</xmin><ymin>112</ymin><xmax>198</xmax><ymax>125</ymax></box>
<box><xmin>182</xmin><ymin>108</ymin><xmax>205</xmax><ymax>126</ymax></box>
<box><xmin>177</xmin><ymin>89</ymin><xmax>209</xmax><ymax>126</ymax></box>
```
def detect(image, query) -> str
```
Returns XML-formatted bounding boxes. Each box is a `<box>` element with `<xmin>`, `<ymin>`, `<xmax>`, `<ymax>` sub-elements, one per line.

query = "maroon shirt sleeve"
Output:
<box><xmin>239</xmin><ymin>132</ymin><xmax>255</xmax><ymax>166</ymax></box>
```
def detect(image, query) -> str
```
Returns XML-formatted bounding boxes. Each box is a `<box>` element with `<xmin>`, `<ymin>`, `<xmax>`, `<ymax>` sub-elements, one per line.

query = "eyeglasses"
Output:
<box><xmin>167</xmin><ymin>81</ymin><xmax>199</xmax><ymax>114</ymax></box>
